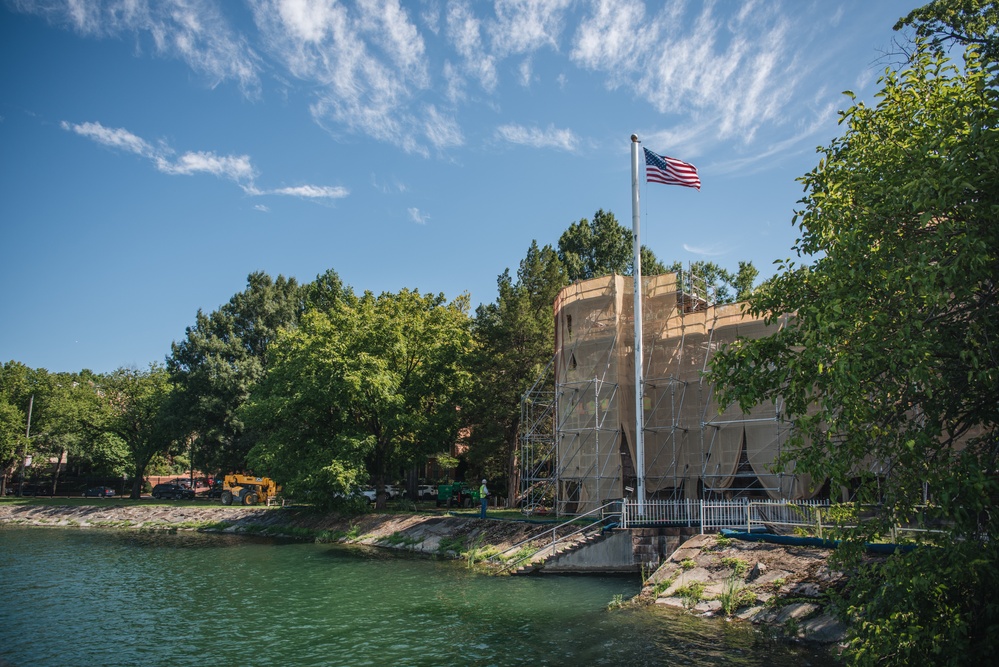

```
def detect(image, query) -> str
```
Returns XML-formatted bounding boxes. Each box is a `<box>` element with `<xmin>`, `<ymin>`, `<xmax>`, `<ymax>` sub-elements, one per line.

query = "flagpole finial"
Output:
<box><xmin>631</xmin><ymin>134</ymin><xmax>638</xmax><ymax>143</ymax></box>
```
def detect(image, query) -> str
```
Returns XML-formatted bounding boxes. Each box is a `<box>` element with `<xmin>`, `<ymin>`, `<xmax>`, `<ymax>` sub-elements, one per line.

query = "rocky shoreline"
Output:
<box><xmin>0</xmin><ymin>502</ymin><xmax>560</xmax><ymax>556</ymax></box>
<box><xmin>639</xmin><ymin>533</ymin><xmax>847</xmax><ymax>645</ymax></box>
<box><xmin>1</xmin><ymin>502</ymin><xmax>848</xmax><ymax>648</ymax></box>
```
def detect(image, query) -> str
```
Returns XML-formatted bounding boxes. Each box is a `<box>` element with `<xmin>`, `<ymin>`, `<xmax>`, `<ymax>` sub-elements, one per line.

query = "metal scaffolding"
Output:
<box><xmin>518</xmin><ymin>271</ymin><xmax>820</xmax><ymax>517</ymax></box>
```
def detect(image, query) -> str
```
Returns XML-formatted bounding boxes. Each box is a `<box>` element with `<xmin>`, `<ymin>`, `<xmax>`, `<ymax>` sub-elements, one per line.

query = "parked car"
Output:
<box><xmin>83</xmin><ymin>486</ymin><xmax>115</xmax><ymax>498</ymax></box>
<box><xmin>151</xmin><ymin>483</ymin><xmax>195</xmax><ymax>500</ymax></box>
<box><xmin>17</xmin><ymin>484</ymin><xmax>52</xmax><ymax>496</ymax></box>
<box><xmin>416</xmin><ymin>484</ymin><xmax>438</xmax><ymax>500</ymax></box>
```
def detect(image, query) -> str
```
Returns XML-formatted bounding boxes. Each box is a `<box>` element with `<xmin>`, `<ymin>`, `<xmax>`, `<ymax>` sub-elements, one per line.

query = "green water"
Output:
<box><xmin>0</xmin><ymin>527</ymin><xmax>835</xmax><ymax>666</ymax></box>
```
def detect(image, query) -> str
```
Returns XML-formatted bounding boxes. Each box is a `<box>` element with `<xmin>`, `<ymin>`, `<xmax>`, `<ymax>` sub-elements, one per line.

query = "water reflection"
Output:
<box><xmin>0</xmin><ymin>527</ymin><xmax>835</xmax><ymax>667</ymax></box>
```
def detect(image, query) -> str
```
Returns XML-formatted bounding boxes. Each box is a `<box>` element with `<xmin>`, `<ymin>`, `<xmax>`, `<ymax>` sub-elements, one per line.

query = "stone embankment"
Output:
<box><xmin>0</xmin><ymin>502</ymin><xmax>566</xmax><ymax>561</ymax></box>
<box><xmin>640</xmin><ymin>533</ymin><xmax>847</xmax><ymax>645</ymax></box>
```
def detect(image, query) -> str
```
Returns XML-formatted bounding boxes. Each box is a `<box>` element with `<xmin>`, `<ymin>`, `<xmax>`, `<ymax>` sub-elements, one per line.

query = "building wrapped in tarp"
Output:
<box><xmin>536</xmin><ymin>273</ymin><xmax>821</xmax><ymax>514</ymax></box>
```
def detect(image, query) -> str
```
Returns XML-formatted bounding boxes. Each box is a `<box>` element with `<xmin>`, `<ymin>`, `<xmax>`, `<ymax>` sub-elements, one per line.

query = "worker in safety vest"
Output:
<box><xmin>479</xmin><ymin>479</ymin><xmax>489</xmax><ymax>518</ymax></box>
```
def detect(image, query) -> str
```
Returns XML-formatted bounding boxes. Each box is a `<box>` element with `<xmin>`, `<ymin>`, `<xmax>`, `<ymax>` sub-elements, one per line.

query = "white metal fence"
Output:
<box><xmin>619</xmin><ymin>498</ymin><xmax>831</xmax><ymax>533</ymax></box>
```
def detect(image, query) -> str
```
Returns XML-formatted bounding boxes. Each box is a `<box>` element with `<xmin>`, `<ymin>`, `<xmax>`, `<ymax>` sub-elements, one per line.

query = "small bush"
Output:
<box><xmin>652</xmin><ymin>576</ymin><xmax>676</xmax><ymax>597</ymax></box>
<box><xmin>720</xmin><ymin>556</ymin><xmax>749</xmax><ymax>577</ymax></box>
<box><xmin>717</xmin><ymin>575</ymin><xmax>758</xmax><ymax>616</ymax></box>
<box><xmin>673</xmin><ymin>581</ymin><xmax>706</xmax><ymax>609</ymax></box>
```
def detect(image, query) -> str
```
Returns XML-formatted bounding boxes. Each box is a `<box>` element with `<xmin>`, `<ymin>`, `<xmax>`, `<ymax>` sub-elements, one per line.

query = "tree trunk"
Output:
<box><xmin>50</xmin><ymin>449</ymin><xmax>67</xmax><ymax>496</ymax></box>
<box><xmin>406</xmin><ymin>466</ymin><xmax>419</xmax><ymax>503</ymax></box>
<box><xmin>131</xmin><ymin>462</ymin><xmax>145</xmax><ymax>499</ymax></box>
<box><xmin>507</xmin><ymin>440</ymin><xmax>520</xmax><ymax>509</ymax></box>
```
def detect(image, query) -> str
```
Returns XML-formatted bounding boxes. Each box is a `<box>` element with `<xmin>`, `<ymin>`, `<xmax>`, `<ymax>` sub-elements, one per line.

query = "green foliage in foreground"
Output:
<box><xmin>709</xmin><ymin>3</ymin><xmax>999</xmax><ymax>664</ymax></box>
<box><xmin>844</xmin><ymin>542</ymin><xmax>999</xmax><ymax>666</ymax></box>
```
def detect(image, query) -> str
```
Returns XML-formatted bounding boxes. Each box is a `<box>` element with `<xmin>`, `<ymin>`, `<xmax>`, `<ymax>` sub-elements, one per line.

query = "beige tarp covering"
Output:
<box><xmin>554</xmin><ymin>273</ymin><xmax>819</xmax><ymax>509</ymax></box>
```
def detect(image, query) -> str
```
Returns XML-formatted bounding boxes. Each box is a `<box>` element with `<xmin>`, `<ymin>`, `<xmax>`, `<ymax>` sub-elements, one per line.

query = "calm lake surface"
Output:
<box><xmin>0</xmin><ymin>527</ymin><xmax>835</xmax><ymax>667</ymax></box>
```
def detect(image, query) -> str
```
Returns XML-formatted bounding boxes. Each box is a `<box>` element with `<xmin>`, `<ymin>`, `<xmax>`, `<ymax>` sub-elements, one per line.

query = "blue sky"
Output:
<box><xmin>1</xmin><ymin>0</ymin><xmax>919</xmax><ymax>375</ymax></box>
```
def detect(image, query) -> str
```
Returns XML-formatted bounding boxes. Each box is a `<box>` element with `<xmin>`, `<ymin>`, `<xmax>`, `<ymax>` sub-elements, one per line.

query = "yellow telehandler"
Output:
<box><xmin>220</xmin><ymin>474</ymin><xmax>281</xmax><ymax>506</ymax></box>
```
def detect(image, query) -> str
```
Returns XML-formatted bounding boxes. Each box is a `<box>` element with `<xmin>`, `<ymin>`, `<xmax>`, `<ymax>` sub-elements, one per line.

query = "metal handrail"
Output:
<box><xmin>491</xmin><ymin>501</ymin><xmax>623</xmax><ymax>573</ymax></box>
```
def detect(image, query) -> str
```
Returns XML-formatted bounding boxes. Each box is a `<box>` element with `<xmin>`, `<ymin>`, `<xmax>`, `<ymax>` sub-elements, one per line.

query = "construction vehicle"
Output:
<box><xmin>436</xmin><ymin>481</ymin><xmax>480</xmax><ymax>508</ymax></box>
<box><xmin>220</xmin><ymin>474</ymin><xmax>281</xmax><ymax>506</ymax></box>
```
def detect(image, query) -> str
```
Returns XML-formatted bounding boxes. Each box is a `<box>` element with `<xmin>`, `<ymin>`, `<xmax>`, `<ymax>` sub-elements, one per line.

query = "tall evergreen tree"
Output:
<box><xmin>167</xmin><ymin>272</ymin><xmax>304</xmax><ymax>473</ymax></box>
<box><xmin>466</xmin><ymin>242</ymin><xmax>568</xmax><ymax>500</ymax></box>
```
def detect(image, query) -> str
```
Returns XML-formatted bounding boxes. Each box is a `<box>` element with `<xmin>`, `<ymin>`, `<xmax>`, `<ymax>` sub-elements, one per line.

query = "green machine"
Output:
<box><xmin>436</xmin><ymin>482</ymin><xmax>480</xmax><ymax>508</ymax></box>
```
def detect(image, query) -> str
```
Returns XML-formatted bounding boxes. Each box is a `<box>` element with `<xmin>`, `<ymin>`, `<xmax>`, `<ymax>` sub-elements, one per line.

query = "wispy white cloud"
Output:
<box><xmin>252</xmin><ymin>0</ymin><xmax>435</xmax><ymax>155</ymax></box>
<box><xmin>682</xmin><ymin>243</ymin><xmax>728</xmax><ymax>257</ymax></box>
<box><xmin>408</xmin><ymin>207</ymin><xmax>430</xmax><ymax>224</ymax></box>
<box><xmin>14</xmin><ymin>0</ymin><xmax>261</xmax><ymax>95</ymax></box>
<box><xmin>446</xmin><ymin>0</ymin><xmax>497</xmax><ymax>93</ymax></box>
<box><xmin>371</xmin><ymin>174</ymin><xmax>408</xmax><ymax>194</ymax></box>
<box><xmin>570</xmin><ymin>0</ymin><xmax>646</xmax><ymax>72</ymax></box>
<box><xmin>572</xmin><ymin>1</ymin><xmax>819</xmax><ymax>148</ymax></box>
<box><xmin>270</xmin><ymin>184</ymin><xmax>350</xmax><ymax>199</ymax></box>
<box><xmin>60</xmin><ymin>120</ymin><xmax>155</xmax><ymax>157</ymax></box>
<box><xmin>423</xmin><ymin>105</ymin><xmax>464</xmax><ymax>149</ymax></box>
<box><xmin>489</xmin><ymin>0</ymin><xmax>571</xmax><ymax>56</ymax></box>
<box><xmin>496</xmin><ymin>123</ymin><xmax>578</xmax><ymax>152</ymax></box>
<box><xmin>28</xmin><ymin>0</ymin><xmax>862</xmax><ymax>164</ymax></box>
<box><xmin>518</xmin><ymin>57</ymin><xmax>533</xmax><ymax>87</ymax></box>
<box><xmin>61</xmin><ymin>120</ymin><xmax>346</xmax><ymax>201</ymax></box>
<box><xmin>155</xmin><ymin>151</ymin><xmax>256</xmax><ymax>181</ymax></box>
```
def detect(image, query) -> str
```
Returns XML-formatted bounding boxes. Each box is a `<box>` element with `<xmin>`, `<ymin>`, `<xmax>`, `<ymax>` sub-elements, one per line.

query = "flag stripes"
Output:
<box><xmin>644</xmin><ymin>147</ymin><xmax>701</xmax><ymax>190</ymax></box>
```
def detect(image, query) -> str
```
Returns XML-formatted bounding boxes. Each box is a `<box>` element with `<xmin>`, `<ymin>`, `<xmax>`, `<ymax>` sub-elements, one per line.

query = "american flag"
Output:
<box><xmin>644</xmin><ymin>148</ymin><xmax>701</xmax><ymax>190</ymax></box>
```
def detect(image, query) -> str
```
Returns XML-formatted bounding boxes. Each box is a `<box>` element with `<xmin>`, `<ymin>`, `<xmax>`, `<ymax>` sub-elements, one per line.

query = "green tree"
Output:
<box><xmin>466</xmin><ymin>242</ymin><xmax>568</xmax><ymax>499</ymax></box>
<box><xmin>98</xmin><ymin>365</ymin><xmax>175</xmax><ymax>499</ymax></box>
<box><xmin>30</xmin><ymin>371</ymin><xmax>105</xmax><ymax>495</ymax></box>
<box><xmin>245</xmin><ymin>289</ymin><xmax>473</xmax><ymax>509</ymax></box>
<box><xmin>557</xmin><ymin>209</ymin><xmax>666</xmax><ymax>281</ymax></box>
<box><xmin>896</xmin><ymin>0</ymin><xmax>999</xmax><ymax>60</ymax></box>
<box><xmin>666</xmin><ymin>260</ymin><xmax>759</xmax><ymax>303</ymax></box>
<box><xmin>708</xmin><ymin>15</ymin><xmax>998</xmax><ymax>665</ymax></box>
<box><xmin>0</xmin><ymin>362</ymin><xmax>32</xmax><ymax>494</ymax></box>
<box><xmin>167</xmin><ymin>272</ymin><xmax>304</xmax><ymax>474</ymax></box>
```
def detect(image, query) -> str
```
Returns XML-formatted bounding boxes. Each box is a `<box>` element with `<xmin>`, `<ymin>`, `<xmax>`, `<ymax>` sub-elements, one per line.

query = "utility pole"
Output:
<box><xmin>17</xmin><ymin>394</ymin><xmax>33</xmax><ymax>497</ymax></box>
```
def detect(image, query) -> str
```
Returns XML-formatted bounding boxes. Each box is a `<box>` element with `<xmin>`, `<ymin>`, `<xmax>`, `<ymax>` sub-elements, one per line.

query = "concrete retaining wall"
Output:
<box><xmin>542</xmin><ymin>526</ymin><xmax>700</xmax><ymax>574</ymax></box>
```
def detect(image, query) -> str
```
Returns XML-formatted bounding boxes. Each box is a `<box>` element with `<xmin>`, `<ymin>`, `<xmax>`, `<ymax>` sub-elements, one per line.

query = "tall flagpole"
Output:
<box><xmin>630</xmin><ymin>134</ymin><xmax>646</xmax><ymax>517</ymax></box>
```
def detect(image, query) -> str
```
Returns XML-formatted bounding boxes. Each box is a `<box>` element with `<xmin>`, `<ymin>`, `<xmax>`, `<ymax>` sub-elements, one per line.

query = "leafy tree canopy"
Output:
<box><xmin>99</xmin><ymin>364</ymin><xmax>175</xmax><ymax>499</ymax></box>
<box><xmin>709</xmin><ymin>7</ymin><xmax>998</xmax><ymax>664</ymax></box>
<box><xmin>167</xmin><ymin>271</ymin><xmax>305</xmax><ymax>473</ymax></box>
<box><xmin>896</xmin><ymin>0</ymin><xmax>999</xmax><ymax>60</ymax></box>
<box><xmin>557</xmin><ymin>209</ymin><xmax>667</xmax><ymax>281</ymax></box>
<box><xmin>245</xmin><ymin>289</ymin><xmax>473</xmax><ymax>509</ymax></box>
<box><xmin>665</xmin><ymin>260</ymin><xmax>759</xmax><ymax>304</ymax></box>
